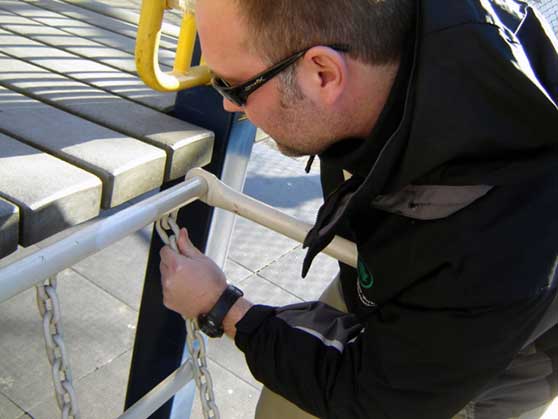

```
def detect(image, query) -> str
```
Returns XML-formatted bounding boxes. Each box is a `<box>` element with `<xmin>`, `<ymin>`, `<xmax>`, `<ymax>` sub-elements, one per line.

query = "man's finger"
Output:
<box><xmin>177</xmin><ymin>228</ymin><xmax>202</xmax><ymax>257</ymax></box>
<box><xmin>159</xmin><ymin>245</ymin><xmax>175</xmax><ymax>265</ymax></box>
<box><xmin>159</xmin><ymin>260</ymin><xmax>169</xmax><ymax>277</ymax></box>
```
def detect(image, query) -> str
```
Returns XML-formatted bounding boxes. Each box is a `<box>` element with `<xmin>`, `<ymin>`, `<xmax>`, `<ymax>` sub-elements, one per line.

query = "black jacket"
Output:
<box><xmin>235</xmin><ymin>1</ymin><xmax>558</xmax><ymax>418</ymax></box>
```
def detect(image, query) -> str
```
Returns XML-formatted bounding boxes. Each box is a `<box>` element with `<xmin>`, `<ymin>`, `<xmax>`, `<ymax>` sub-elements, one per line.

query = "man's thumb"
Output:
<box><xmin>177</xmin><ymin>228</ymin><xmax>199</xmax><ymax>257</ymax></box>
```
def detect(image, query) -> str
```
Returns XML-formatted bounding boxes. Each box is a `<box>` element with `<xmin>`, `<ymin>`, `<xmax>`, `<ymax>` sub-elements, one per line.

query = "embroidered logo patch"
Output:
<box><xmin>358</xmin><ymin>258</ymin><xmax>374</xmax><ymax>289</ymax></box>
<box><xmin>357</xmin><ymin>258</ymin><xmax>376</xmax><ymax>307</ymax></box>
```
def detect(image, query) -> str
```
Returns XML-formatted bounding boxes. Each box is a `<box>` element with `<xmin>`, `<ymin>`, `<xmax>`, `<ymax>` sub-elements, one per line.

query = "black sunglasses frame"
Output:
<box><xmin>211</xmin><ymin>44</ymin><xmax>350</xmax><ymax>107</ymax></box>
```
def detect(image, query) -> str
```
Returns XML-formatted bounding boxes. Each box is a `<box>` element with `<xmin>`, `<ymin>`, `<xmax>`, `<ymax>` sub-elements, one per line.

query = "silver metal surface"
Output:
<box><xmin>118</xmin><ymin>361</ymin><xmax>195</xmax><ymax>419</ymax></box>
<box><xmin>0</xmin><ymin>177</ymin><xmax>207</xmax><ymax>303</ymax></box>
<box><xmin>171</xmin><ymin>118</ymin><xmax>255</xmax><ymax>419</ymax></box>
<box><xmin>204</xmin><ymin>119</ymin><xmax>256</xmax><ymax>265</ymax></box>
<box><xmin>188</xmin><ymin>168</ymin><xmax>358</xmax><ymax>268</ymax></box>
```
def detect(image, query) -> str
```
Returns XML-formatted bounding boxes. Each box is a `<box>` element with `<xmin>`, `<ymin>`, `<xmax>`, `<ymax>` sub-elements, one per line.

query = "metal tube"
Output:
<box><xmin>0</xmin><ymin>177</ymin><xmax>207</xmax><ymax>303</ymax></box>
<box><xmin>203</xmin><ymin>120</ymin><xmax>255</xmax><ymax>266</ymax></box>
<box><xmin>119</xmin><ymin>361</ymin><xmax>195</xmax><ymax>419</ymax></box>
<box><xmin>188</xmin><ymin>168</ymin><xmax>358</xmax><ymax>268</ymax></box>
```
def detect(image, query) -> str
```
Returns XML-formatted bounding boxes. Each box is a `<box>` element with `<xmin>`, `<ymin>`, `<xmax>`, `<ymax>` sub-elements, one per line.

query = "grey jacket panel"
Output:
<box><xmin>276</xmin><ymin>302</ymin><xmax>363</xmax><ymax>354</ymax></box>
<box><xmin>371</xmin><ymin>184</ymin><xmax>494</xmax><ymax>220</ymax></box>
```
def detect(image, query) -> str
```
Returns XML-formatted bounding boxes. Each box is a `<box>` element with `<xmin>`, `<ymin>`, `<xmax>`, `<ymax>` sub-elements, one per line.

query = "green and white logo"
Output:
<box><xmin>358</xmin><ymin>258</ymin><xmax>374</xmax><ymax>289</ymax></box>
<box><xmin>357</xmin><ymin>257</ymin><xmax>376</xmax><ymax>307</ymax></box>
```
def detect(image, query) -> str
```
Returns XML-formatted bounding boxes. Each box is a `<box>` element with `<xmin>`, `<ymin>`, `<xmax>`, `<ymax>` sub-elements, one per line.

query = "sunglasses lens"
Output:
<box><xmin>211</xmin><ymin>78</ymin><xmax>245</xmax><ymax>107</ymax></box>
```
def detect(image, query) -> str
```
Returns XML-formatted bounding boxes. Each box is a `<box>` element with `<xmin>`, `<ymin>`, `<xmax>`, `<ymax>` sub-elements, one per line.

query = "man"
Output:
<box><xmin>160</xmin><ymin>0</ymin><xmax>558</xmax><ymax>417</ymax></box>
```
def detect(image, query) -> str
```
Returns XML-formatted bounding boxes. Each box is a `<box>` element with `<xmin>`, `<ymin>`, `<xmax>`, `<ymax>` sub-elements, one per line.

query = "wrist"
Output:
<box><xmin>223</xmin><ymin>297</ymin><xmax>253</xmax><ymax>338</ymax></box>
<box><xmin>198</xmin><ymin>284</ymin><xmax>245</xmax><ymax>338</ymax></box>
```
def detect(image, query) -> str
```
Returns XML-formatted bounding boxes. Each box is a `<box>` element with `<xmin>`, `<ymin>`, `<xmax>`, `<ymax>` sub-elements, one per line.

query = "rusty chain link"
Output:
<box><xmin>156</xmin><ymin>213</ymin><xmax>220</xmax><ymax>419</ymax></box>
<box><xmin>35</xmin><ymin>277</ymin><xmax>80</xmax><ymax>419</ymax></box>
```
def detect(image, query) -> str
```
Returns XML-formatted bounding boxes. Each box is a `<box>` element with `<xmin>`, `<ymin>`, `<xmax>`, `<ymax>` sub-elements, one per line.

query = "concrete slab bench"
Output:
<box><xmin>0</xmin><ymin>197</ymin><xmax>19</xmax><ymax>259</ymax></box>
<box><xmin>0</xmin><ymin>132</ymin><xmax>102</xmax><ymax>247</ymax></box>
<box><xmin>0</xmin><ymin>86</ymin><xmax>166</xmax><ymax>208</ymax></box>
<box><xmin>60</xmin><ymin>0</ymin><xmax>182</xmax><ymax>38</ymax></box>
<box><xmin>0</xmin><ymin>8</ymin><xmax>171</xmax><ymax>75</ymax></box>
<box><xmin>23</xmin><ymin>0</ymin><xmax>179</xmax><ymax>51</ymax></box>
<box><xmin>0</xmin><ymin>53</ymin><xmax>213</xmax><ymax>181</ymax></box>
<box><xmin>0</xmin><ymin>28</ymin><xmax>175</xmax><ymax>111</ymax></box>
<box><xmin>1</xmin><ymin>0</ymin><xmax>177</xmax><ymax>68</ymax></box>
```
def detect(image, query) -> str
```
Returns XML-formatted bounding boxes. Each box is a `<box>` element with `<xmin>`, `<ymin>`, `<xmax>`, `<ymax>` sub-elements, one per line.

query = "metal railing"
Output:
<box><xmin>135</xmin><ymin>0</ymin><xmax>211</xmax><ymax>92</ymax></box>
<box><xmin>0</xmin><ymin>168</ymin><xmax>357</xmax><ymax>419</ymax></box>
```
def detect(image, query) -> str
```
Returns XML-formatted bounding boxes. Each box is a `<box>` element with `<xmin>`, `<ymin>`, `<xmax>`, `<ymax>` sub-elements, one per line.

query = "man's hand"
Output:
<box><xmin>159</xmin><ymin>228</ymin><xmax>227</xmax><ymax>319</ymax></box>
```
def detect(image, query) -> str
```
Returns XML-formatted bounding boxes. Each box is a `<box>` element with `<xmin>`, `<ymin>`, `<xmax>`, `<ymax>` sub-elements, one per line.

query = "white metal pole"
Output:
<box><xmin>119</xmin><ymin>361</ymin><xmax>195</xmax><ymax>419</ymax></box>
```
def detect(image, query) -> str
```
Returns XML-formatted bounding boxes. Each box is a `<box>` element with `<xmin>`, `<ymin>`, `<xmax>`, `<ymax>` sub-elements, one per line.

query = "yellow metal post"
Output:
<box><xmin>135</xmin><ymin>0</ymin><xmax>211</xmax><ymax>92</ymax></box>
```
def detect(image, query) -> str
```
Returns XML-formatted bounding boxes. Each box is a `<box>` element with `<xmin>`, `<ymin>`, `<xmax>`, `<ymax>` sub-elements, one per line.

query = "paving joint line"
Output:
<box><xmin>68</xmin><ymin>266</ymin><xmax>141</xmax><ymax>314</ymax></box>
<box><xmin>253</xmin><ymin>274</ymin><xmax>306</xmax><ymax>303</ymax></box>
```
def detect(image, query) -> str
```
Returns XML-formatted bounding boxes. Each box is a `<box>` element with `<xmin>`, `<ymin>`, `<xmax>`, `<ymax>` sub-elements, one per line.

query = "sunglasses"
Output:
<box><xmin>211</xmin><ymin>44</ymin><xmax>350</xmax><ymax>107</ymax></box>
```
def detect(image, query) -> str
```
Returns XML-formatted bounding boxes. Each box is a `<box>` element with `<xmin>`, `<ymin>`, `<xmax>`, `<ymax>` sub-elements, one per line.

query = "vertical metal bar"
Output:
<box><xmin>124</xmin><ymin>82</ymin><xmax>256</xmax><ymax>419</ymax></box>
<box><xmin>170</xmin><ymin>115</ymin><xmax>255</xmax><ymax>419</ymax></box>
<box><xmin>119</xmin><ymin>361</ymin><xmax>195</xmax><ymax>419</ymax></box>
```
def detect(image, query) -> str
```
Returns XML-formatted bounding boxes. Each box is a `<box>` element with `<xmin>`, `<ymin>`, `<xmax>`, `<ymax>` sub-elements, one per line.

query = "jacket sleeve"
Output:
<box><xmin>234</xmin><ymin>292</ymin><xmax>554</xmax><ymax>419</ymax></box>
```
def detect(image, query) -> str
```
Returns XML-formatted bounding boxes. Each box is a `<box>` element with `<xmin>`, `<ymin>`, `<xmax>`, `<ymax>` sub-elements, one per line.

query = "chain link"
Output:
<box><xmin>35</xmin><ymin>277</ymin><xmax>80</xmax><ymax>419</ymax></box>
<box><xmin>156</xmin><ymin>213</ymin><xmax>221</xmax><ymax>419</ymax></box>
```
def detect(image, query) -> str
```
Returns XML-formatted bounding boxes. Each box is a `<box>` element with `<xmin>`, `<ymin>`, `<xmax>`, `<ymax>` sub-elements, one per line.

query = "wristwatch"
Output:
<box><xmin>198</xmin><ymin>284</ymin><xmax>244</xmax><ymax>338</ymax></box>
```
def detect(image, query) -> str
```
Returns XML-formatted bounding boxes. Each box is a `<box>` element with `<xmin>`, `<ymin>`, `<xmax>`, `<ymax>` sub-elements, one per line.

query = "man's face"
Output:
<box><xmin>195</xmin><ymin>0</ymin><xmax>339</xmax><ymax>157</ymax></box>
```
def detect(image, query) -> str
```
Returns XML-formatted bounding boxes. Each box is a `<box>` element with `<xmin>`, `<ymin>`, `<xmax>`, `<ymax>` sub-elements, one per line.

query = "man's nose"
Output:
<box><xmin>223</xmin><ymin>98</ymin><xmax>244</xmax><ymax>113</ymax></box>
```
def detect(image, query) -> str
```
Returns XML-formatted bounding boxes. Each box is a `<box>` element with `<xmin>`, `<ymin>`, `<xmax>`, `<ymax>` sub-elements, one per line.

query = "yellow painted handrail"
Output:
<box><xmin>135</xmin><ymin>0</ymin><xmax>211</xmax><ymax>92</ymax></box>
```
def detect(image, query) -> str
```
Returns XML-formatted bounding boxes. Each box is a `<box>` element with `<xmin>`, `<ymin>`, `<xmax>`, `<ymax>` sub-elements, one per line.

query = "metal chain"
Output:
<box><xmin>35</xmin><ymin>277</ymin><xmax>80</xmax><ymax>419</ymax></box>
<box><xmin>156</xmin><ymin>213</ymin><xmax>220</xmax><ymax>419</ymax></box>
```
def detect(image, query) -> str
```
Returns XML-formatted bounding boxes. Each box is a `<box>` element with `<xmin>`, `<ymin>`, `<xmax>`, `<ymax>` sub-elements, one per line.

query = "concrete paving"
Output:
<box><xmin>0</xmin><ymin>137</ymin><xmax>337</xmax><ymax>419</ymax></box>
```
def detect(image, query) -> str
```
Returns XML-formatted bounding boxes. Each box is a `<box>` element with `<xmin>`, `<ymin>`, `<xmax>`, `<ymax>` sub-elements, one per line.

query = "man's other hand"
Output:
<box><xmin>159</xmin><ymin>228</ymin><xmax>227</xmax><ymax>319</ymax></box>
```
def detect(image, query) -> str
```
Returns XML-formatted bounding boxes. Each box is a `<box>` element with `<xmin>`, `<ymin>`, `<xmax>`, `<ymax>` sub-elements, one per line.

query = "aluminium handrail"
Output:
<box><xmin>0</xmin><ymin>169</ymin><xmax>357</xmax><ymax>304</ymax></box>
<box><xmin>135</xmin><ymin>0</ymin><xmax>211</xmax><ymax>92</ymax></box>
<box><xmin>188</xmin><ymin>168</ymin><xmax>358</xmax><ymax>268</ymax></box>
<box><xmin>0</xmin><ymin>177</ymin><xmax>207</xmax><ymax>303</ymax></box>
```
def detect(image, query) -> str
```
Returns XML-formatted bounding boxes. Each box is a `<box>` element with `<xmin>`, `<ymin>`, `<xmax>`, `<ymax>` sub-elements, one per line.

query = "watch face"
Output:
<box><xmin>197</xmin><ymin>284</ymin><xmax>243</xmax><ymax>338</ymax></box>
<box><xmin>199</xmin><ymin>313</ymin><xmax>224</xmax><ymax>338</ymax></box>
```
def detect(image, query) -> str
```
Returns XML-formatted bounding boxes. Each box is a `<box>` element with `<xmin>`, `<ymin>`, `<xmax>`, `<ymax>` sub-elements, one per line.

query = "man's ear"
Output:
<box><xmin>297</xmin><ymin>46</ymin><xmax>348</xmax><ymax>106</ymax></box>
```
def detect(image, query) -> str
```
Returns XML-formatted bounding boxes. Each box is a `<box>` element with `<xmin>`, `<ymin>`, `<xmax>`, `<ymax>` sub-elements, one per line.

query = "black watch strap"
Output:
<box><xmin>198</xmin><ymin>284</ymin><xmax>244</xmax><ymax>338</ymax></box>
